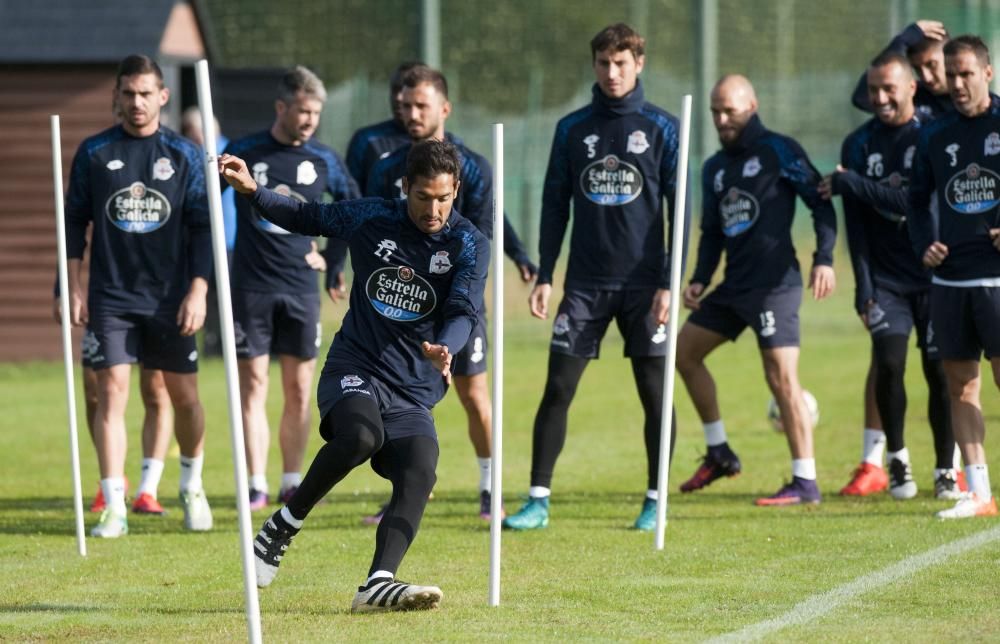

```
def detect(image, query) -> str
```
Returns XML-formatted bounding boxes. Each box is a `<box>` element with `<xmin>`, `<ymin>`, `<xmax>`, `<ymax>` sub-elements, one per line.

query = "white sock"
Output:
<box><xmin>280</xmin><ymin>473</ymin><xmax>301</xmax><ymax>492</ymax></box>
<box><xmin>887</xmin><ymin>447</ymin><xmax>910</xmax><ymax>465</ymax></box>
<box><xmin>703</xmin><ymin>420</ymin><xmax>727</xmax><ymax>447</ymax></box>
<box><xmin>967</xmin><ymin>464</ymin><xmax>992</xmax><ymax>500</ymax></box>
<box><xmin>862</xmin><ymin>429</ymin><xmax>886</xmax><ymax>465</ymax></box>
<box><xmin>478</xmin><ymin>457</ymin><xmax>491</xmax><ymax>493</ymax></box>
<box><xmin>179</xmin><ymin>454</ymin><xmax>204</xmax><ymax>493</ymax></box>
<box><xmin>792</xmin><ymin>458</ymin><xmax>817</xmax><ymax>480</ymax></box>
<box><xmin>645</xmin><ymin>489</ymin><xmax>658</xmax><ymax>500</ymax></box>
<box><xmin>953</xmin><ymin>444</ymin><xmax>963</xmax><ymax>470</ymax></box>
<box><xmin>279</xmin><ymin>505</ymin><xmax>303</xmax><ymax>529</ymax></box>
<box><xmin>137</xmin><ymin>458</ymin><xmax>164</xmax><ymax>498</ymax></box>
<box><xmin>101</xmin><ymin>477</ymin><xmax>127</xmax><ymax>514</ymax></box>
<box><xmin>249</xmin><ymin>474</ymin><xmax>268</xmax><ymax>493</ymax></box>
<box><xmin>367</xmin><ymin>570</ymin><xmax>393</xmax><ymax>584</ymax></box>
<box><xmin>528</xmin><ymin>486</ymin><xmax>550</xmax><ymax>499</ymax></box>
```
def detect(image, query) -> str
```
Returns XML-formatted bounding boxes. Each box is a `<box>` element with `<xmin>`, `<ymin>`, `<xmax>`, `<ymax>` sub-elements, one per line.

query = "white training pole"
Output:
<box><xmin>655</xmin><ymin>95</ymin><xmax>692</xmax><ymax>550</ymax></box>
<box><xmin>488</xmin><ymin>123</ymin><xmax>504</xmax><ymax>606</ymax></box>
<box><xmin>194</xmin><ymin>60</ymin><xmax>262</xmax><ymax>644</ymax></box>
<box><xmin>51</xmin><ymin>115</ymin><xmax>87</xmax><ymax>557</ymax></box>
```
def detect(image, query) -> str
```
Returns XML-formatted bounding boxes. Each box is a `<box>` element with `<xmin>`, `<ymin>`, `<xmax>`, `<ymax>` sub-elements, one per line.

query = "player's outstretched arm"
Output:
<box><xmin>219</xmin><ymin>154</ymin><xmax>258</xmax><ymax>194</ymax></box>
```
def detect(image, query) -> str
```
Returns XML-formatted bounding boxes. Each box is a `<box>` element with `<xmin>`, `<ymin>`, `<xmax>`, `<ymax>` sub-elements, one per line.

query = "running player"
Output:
<box><xmin>908</xmin><ymin>35</ymin><xmax>1000</xmax><ymax>519</ymax></box>
<box><xmin>503</xmin><ymin>23</ymin><xmax>685</xmax><ymax>532</ymax></box>
<box><xmin>676</xmin><ymin>74</ymin><xmax>836</xmax><ymax>506</ymax></box>
<box><xmin>821</xmin><ymin>51</ymin><xmax>961</xmax><ymax>501</ymax></box>
<box><xmin>65</xmin><ymin>54</ymin><xmax>213</xmax><ymax>537</ymax></box>
<box><xmin>366</xmin><ymin>64</ymin><xmax>536</xmax><ymax>521</ymax></box>
<box><xmin>224</xmin><ymin>66</ymin><xmax>360</xmax><ymax>510</ymax></box>
<box><xmin>219</xmin><ymin>138</ymin><xmax>488</xmax><ymax>611</ymax></box>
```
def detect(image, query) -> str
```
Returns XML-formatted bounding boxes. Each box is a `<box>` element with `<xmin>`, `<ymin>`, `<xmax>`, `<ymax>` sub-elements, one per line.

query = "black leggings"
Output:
<box><xmin>285</xmin><ymin>396</ymin><xmax>438</xmax><ymax>577</ymax></box>
<box><xmin>873</xmin><ymin>334</ymin><xmax>953</xmax><ymax>467</ymax></box>
<box><xmin>530</xmin><ymin>353</ymin><xmax>676</xmax><ymax>491</ymax></box>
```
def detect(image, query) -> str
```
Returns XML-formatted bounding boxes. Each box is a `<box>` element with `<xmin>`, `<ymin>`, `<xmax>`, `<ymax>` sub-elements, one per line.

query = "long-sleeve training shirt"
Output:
<box><xmin>695</xmin><ymin>115</ymin><xmax>837</xmax><ymax>291</ymax></box>
<box><xmin>366</xmin><ymin>138</ymin><xmax>534</xmax><ymax>267</ymax></box>
<box><xmin>538</xmin><ymin>80</ymin><xmax>685</xmax><ymax>290</ymax></box>
<box><xmin>65</xmin><ymin>125</ymin><xmax>211</xmax><ymax>315</ymax></box>
<box><xmin>345</xmin><ymin>118</ymin><xmax>411</xmax><ymax>192</ymax></box>
<box><xmin>908</xmin><ymin>95</ymin><xmax>1000</xmax><ymax>283</ymax></box>
<box><xmin>836</xmin><ymin>114</ymin><xmax>929</xmax><ymax>312</ymax></box>
<box><xmin>246</xmin><ymin>188</ymin><xmax>489</xmax><ymax>409</ymax></box>
<box><xmin>224</xmin><ymin>132</ymin><xmax>359</xmax><ymax>294</ymax></box>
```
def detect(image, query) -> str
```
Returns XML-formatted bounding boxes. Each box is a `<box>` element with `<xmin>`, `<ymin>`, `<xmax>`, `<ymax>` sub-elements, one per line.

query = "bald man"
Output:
<box><xmin>675</xmin><ymin>74</ymin><xmax>836</xmax><ymax>506</ymax></box>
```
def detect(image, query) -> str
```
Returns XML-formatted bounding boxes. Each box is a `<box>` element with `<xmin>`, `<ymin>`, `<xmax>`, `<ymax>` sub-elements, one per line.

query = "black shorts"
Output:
<box><xmin>86</xmin><ymin>310</ymin><xmax>198</xmax><ymax>373</ymax></box>
<box><xmin>865</xmin><ymin>287</ymin><xmax>936</xmax><ymax>353</ymax></box>
<box><xmin>549</xmin><ymin>288</ymin><xmax>668</xmax><ymax>359</ymax></box>
<box><xmin>451</xmin><ymin>312</ymin><xmax>488</xmax><ymax>377</ymax></box>
<box><xmin>687</xmin><ymin>285</ymin><xmax>801</xmax><ymax>348</ymax></box>
<box><xmin>317</xmin><ymin>370</ymin><xmax>436</xmax><ymax>442</ymax></box>
<box><xmin>233</xmin><ymin>290</ymin><xmax>321</xmax><ymax>360</ymax></box>
<box><xmin>930</xmin><ymin>283</ymin><xmax>1000</xmax><ymax>360</ymax></box>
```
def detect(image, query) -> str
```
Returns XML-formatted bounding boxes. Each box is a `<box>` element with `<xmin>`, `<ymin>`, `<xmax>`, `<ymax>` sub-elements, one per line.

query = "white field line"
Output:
<box><xmin>707</xmin><ymin>522</ymin><xmax>1000</xmax><ymax>643</ymax></box>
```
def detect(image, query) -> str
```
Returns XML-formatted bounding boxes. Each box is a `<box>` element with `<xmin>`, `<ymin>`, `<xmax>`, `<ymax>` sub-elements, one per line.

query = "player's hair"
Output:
<box><xmin>870</xmin><ymin>50</ymin><xmax>913</xmax><ymax>73</ymax></box>
<box><xmin>906</xmin><ymin>31</ymin><xmax>949</xmax><ymax>58</ymax></box>
<box><xmin>405</xmin><ymin>139</ymin><xmax>461</xmax><ymax>184</ymax></box>
<box><xmin>277</xmin><ymin>65</ymin><xmax>327</xmax><ymax>104</ymax></box>
<box><xmin>390</xmin><ymin>61</ymin><xmax>424</xmax><ymax>98</ymax></box>
<box><xmin>401</xmin><ymin>65</ymin><xmax>449</xmax><ymax>100</ymax></box>
<box><xmin>590</xmin><ymin>23</ymin><xmax>645</xmax><ymax>62</ymax></box>
<box><xmin>944</xmin><ymin>34</ymin><xmax>992</xmax><ymax>66</ymax></box>
<box><xmin>115</xmin><ymin>54</ymin><xmax>163</xmax><ymax>89</ymax></box>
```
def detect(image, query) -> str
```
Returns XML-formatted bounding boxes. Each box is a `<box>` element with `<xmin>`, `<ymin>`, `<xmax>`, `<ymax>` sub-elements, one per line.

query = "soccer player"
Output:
<box><xmin>224</xmin><ymin>66</ymin><xmax>360</xmax><ymax>510</ymax></box>
<box><xmin>65</xmin><ymin>54</ymin><xmax>213</xmax><ymax>537</ymax></box>
<box><xmin>852</xmin><ymin>20</ymin><xmax>952</xmax><ymax>119</ymax></box>
<box><xmin>821</xmin><ymin>52</ymin><xmax>961</xmax><ymax>501</ymax></box>
<box><xmin>842</xmin><ymin>21</ymin><xmax>958</xmax><ymax>495</ymax></box>
<box><xmin>219</xmin><ymin>139</ymin><xmax>488</xmax><ymax>611</ymax></box>
<box><xmin>502</xmin><ymin>23</ymin><xmax>685</xmax><ymax>532</ymax></box>
<box><xmin>908</xmin><ymin>35</ymin><xmax>1000</xmax><ymax>519</ymax></box>
<box><xmin>345</xmin><ymin>62</ymin><xmax>422</xmax><ymax>192</ymax></box>
<box><xmin>366</xmin><ymin>64</ymin><xmax>536</xmax><ymax>521</ymax></box>
<box><xmin>675</xmin><ymin>74</ymin><xmax>836</xmax><ymax>506</ymax></box>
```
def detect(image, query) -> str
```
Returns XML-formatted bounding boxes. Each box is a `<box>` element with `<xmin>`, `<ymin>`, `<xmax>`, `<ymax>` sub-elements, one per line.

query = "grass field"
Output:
<box><xmin>2</xmin><ymin>261</ymin><xmax>1000</xmax><ymax>642</ymax></box>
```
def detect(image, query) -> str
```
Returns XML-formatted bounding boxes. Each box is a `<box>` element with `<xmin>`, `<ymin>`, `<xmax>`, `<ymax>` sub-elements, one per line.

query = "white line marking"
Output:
<box><xmin>707</xmin><ymin>523</ymin><xmax>1000</xmax><ymax>643</ymax></box>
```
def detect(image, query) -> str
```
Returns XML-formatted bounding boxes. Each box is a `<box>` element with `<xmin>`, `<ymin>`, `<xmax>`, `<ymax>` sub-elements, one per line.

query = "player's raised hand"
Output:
<box><xmin>421</xmin><ymin>341</ymin><xmax>453</xmax><ymax>384</ymax></box>
<box><xmin>651</xmin><ymin>288</ymin><xmax>671</xmax><ymax>325</ymax></box>
<box><xmin>218</xmin><ymin>153</ymin><xmax>257</xmax><ymax>194</ymax></box>
<box><xmin>528</xmin><ymin>283</ymin><xmax>552</xmax><ymax>319</ymax></box>
<box><xmin>916</xmin><ymin>20</ymin><xmax>947</xmax><ymax>40</ymax></box>
<box><xmin>682</xmin><ymin>282</ymin><xmax>705</xmax><ymax>310</ymax></box>
<box><xmin>809</xmin><ymin>265</ymin><xmax>836</xmax><ymax>300</ymax></box>
<box><xmin>922</xmin><ymin>241</ymin><xmax>949</xmax><ymax>267</ymax></box>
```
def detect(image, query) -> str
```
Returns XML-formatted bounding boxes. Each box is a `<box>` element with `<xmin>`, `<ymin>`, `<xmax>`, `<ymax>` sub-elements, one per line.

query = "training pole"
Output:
<box><xmin>489</xmin><ymin>123</ymin><xmax>504</xmax><ymax>606</ymax></box>
<box><xmin>51</xmin><ymin>115</ymin><xmax>87</xmax><ymax>557</ymax></box>
<box><xmin>655</xmin><ymin>95</ymin><xmax>692</xmax><ymax>550</ymax></box>
<box><xmin>194</xmin><ymin>60</ymin><xmax>262</xmax><ymax>644</ymax></box>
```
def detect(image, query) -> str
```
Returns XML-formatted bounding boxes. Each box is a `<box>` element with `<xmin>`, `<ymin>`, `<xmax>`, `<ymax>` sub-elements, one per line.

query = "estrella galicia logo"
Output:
<box><xmin>580</xmin><ymin>154</ymin><xmax>643</xmax><ymax>206</ymax></box>
<box><xmin>945</xmin><ymin>163</ymin><xmax>1000</xmax><ymax>214</ymax></box>
<box><xmin>255</xmin><ymin>184</ymin><xmax>305</xmax><ymax>234</ymax></box>
<box><xmin>719</xmin><ymin>187</ymin><xmax>760</xmax><ymax>237</ymax></box>
<box><xmin>365</xmin><ymin>265</ymin><xmax>437</xmax><ymax>322</ymax></box>
<box><xmin>104</xmin><ymin>181</ymin><xmax>171</xmax><ymax>233</ymax></box>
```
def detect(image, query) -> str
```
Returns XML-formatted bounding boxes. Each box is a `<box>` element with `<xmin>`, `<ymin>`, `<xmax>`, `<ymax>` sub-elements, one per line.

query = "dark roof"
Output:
<box><xmin>0</xmin><ymin>0</ymin><xmax>215</xmax><ymax>63</ymax></box>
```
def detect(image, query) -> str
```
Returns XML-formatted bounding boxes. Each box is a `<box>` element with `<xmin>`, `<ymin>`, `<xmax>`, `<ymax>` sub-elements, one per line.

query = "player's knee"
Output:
<box><xmin>399</xmin><ymin>464</ymin><xmax>436</xmax><ymax>498</ymax></box>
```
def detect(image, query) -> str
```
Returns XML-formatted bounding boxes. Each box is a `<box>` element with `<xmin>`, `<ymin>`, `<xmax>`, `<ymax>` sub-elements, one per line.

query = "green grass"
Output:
<box><xmin>2</xmin><ymin>264</ymin><xmax>1000</xmax><ymax>642</ymax></box>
